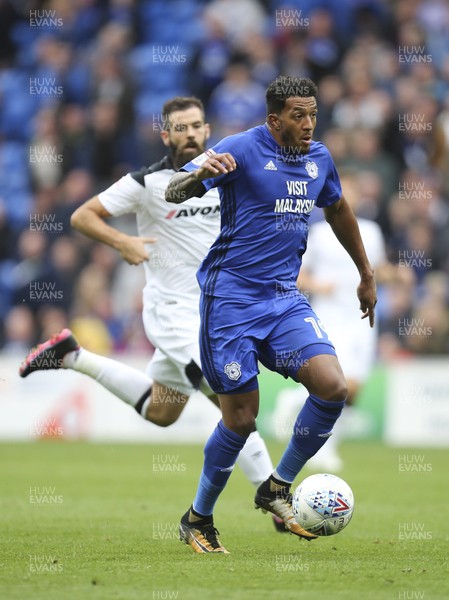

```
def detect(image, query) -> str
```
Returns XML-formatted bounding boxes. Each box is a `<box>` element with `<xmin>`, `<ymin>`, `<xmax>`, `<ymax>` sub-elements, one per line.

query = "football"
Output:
<box><xmin>292</xmin><ymin>473</ymin><xmax>354</xmax><ymax>536</ymax></box>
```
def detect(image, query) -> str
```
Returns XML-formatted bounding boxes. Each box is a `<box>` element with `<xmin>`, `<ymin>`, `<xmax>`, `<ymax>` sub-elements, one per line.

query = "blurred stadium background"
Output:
<box><xmin>0</xmin><ymin>0</ymin><xmax>448</xmax><ymax>447</ymax></box>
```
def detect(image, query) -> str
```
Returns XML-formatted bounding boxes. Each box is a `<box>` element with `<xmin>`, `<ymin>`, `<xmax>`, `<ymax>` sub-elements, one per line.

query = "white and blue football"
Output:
<box><xmin>292</xmin><ymin>473</ymin><xmax>354</xmax><ymax>536</ymax></box>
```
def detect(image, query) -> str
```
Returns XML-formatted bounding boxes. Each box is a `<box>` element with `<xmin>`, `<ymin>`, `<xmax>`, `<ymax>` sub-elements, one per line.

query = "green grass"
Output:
<box><xmin>0</xmin><ymin>441</ymin><xmax>448</xmax><ymax>600</ymax></box>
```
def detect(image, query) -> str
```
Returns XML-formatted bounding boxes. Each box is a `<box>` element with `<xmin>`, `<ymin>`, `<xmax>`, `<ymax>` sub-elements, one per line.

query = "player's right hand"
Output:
<box><xmin>117</xmin><ymin>235</ymin><xmax>157</xmax><ymax>265</ymax></box>
<box><xmin>195</xmin><ymin>152</ymin><xmax>236</xmax><ymax>180</ymax></box>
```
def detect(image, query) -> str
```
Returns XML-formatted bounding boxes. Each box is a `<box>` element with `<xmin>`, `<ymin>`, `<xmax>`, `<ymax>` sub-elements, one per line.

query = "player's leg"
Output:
<box><xmin>19</xmin><ymin>329</ymin><xmax>153</xmax><ymax>410</ymax></box>
<box><xmin>19</xmin><ymin>328</ymin><xmax>193</xmax><ymax>426</ymax></box>
<box><xmin>272</xmin><ymin>351</ymin><xmax>347</xmax><ymax>482</ymax></box>
<box><xmin>308</xmin><ymin>319</ymin><xmax>376</xmax><ymax>471</ymax></box>
<box><xmin>204</xmin><ymin>392</ymin><xmax>276</xmax><ymax>494</ymax></box>
<box><xmin>143</xmin><ymin>381</ymin><xmax>189</xmax><ymax>426</ymax></box>
<box><xmin>203</xmin><ymin>393</ymin><xmax>285</xmax><ymax>532</ymax></box>
<box><xmin>208</xmin><ymin>389</ymin><xmax>310</xmax><ymax>539</ymax></box>
<box><xmin>270</xmin><ymin>296</ymin><xmax>347</xmax><ymax>475</ymax></box>
<box><xmin>179</xmin><ymin>387</ymin><xmax>259</xmax><ymax>554</ymax></box>
<box><xmin>306</xmin><ymin>375</ymin><xmax>359</xmax><ymax>472</ymax></box>
<box><xmin>189</xmin><ymin>388</ymin><xmax>260</xmax><ymax>512</ymax></box>
<box><xmin>236</xmin><ymin>425</ymin><xmax>275</xmax><ymax>487</ymax></box>
<box><xmin>254</xmin><ymin>351</ymin><xmax>346</xmax><ymax>540</ymax></box>
<box><xmin>168</xmin><ymin>316</ymin><xmax>279</xmax><ymax>504</ymax></box>
<box><xmin>152</xmin><ymin>368</ymin><xmax>281</xmax><ymax>542</ymax></box>
<box><xmin>179</xmin><ymin>295</ymin><xmax>264</xmax><ymax>553</ymax></box>
<box><xmin>281</xmin><ymin>352</ymin><xmax>348</xmax><ymax>472</ymax></box>
<box><xmin>144</xmin><ymin>333</ymin><xmax>276</xmax><ymax>487</ymax></box>
<box><xmin>254</xmin><ymin>296</ymin><xmax>347</xmax><ymax>536</ymax></box>
<box><xmin>141</xmin><ymin>347</ymin><xmax>203</xmax><ymax>425</ymax></box>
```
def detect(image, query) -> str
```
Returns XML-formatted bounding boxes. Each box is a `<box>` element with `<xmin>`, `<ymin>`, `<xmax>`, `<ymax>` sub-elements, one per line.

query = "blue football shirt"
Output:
<box><xmin>182</xmin><ymin>124</ymin><xmax>342</xmax><ymax>300</ymax></box>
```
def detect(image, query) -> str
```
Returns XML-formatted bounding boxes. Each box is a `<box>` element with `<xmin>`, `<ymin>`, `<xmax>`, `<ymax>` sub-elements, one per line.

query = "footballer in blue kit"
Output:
<box><xmin>185</xmin><ymin>123</ymin><xmax>342</xmax><ymax>395</ymax></box>
<box><xmin>166</xmin><ymin>76</ymin><xmax>377</xmax><ymax>554</ymax></box>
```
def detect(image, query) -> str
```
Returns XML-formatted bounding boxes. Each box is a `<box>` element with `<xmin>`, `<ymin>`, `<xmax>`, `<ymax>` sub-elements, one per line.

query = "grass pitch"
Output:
<box><xmin>0</xmin><ymin>441</ymin><xmax>447</xmax><ymax>600</ymax></box>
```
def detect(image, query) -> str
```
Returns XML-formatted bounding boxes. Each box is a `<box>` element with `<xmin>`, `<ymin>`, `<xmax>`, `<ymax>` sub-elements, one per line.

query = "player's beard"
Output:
<box><xmin>279</xmin><ymin>130</ymin><xmax>311</xmax><ymax>155</ymax></box>
<box><xmin>171</xmin><ymin>140</ymin><xmax>206</xmax><ymax>170</ymax></box>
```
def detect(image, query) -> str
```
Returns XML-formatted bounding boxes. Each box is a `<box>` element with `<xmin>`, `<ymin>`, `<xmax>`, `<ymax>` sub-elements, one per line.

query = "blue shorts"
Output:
<box><xmin>199</xmin><ymin>292</ymin><xmax>336</xmax><ymax>394</ymax></box>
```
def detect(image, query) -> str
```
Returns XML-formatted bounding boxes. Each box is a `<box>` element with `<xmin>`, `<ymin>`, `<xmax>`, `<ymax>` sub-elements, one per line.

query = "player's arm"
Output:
<box><xmin>165</xmin><ymin>152</ymin><xmax>236</xmax><ymax>204</ymax></box>
<box><xmin>323</xmin><ymin>196</ymin><xmax>377</xmax><ymax>326</ymax></box>
<box><xmin>71</xmin><ymin>197</ymin><xmax>156</xmax><ymax>266</ymax></box>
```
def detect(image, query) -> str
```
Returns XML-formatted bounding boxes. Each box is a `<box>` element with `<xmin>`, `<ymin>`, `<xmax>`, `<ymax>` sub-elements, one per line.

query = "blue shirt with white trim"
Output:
<box><xmin>181</xmin><ymin>124</ymin><xmax>342</xmax><ymax>300</ymax></box>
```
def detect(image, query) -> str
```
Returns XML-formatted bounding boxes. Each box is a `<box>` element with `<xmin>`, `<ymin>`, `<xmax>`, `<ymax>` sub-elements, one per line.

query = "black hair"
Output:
<box><xmin>266</xmin><ymin>76</ymin><xmax>318</xmax><ymax>115</ymax></box>
<box><xmin>161</xmin><ymin>97</ymin><xmax>205</xmax><ymax>129</ymax></box>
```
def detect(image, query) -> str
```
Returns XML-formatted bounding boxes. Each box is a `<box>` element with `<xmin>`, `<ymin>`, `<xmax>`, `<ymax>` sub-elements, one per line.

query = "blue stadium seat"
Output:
<box><xmin>134</xmin><ymin>90</ymin><xmax>188</xmax><ymax>121</ymax></box>
<box><xmin>128</xmin><ymin>44</ymin><xmax>188</xmax><ymax>93</ymax></box>
<box><xmin>0</xmin><ymin>70</ymin><xmax>36</xmax><ymax>140</ymax></box>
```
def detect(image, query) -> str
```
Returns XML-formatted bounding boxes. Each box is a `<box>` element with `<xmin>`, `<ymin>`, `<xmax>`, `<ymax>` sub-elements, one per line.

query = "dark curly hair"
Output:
<box><xmin>266</xmin><ymin>76</ymin><xmax>318</xmax><ymax>115</ymax></box>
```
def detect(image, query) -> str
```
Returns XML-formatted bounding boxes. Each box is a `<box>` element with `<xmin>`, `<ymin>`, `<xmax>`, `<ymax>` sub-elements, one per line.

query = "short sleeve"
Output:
<box><xmin>98</xmin><ymin>173</ymin><xmax>144</xmax><ymax>216</ymax></box>
<box><xmin>181</xmin><ymin>133</ymin><xmax>245</xmax><ymax>192</ymax></box>
<box><xmin>315</xmin><ymin>152</ymin><xmax>342</xmax><ymax>208</ymax></box>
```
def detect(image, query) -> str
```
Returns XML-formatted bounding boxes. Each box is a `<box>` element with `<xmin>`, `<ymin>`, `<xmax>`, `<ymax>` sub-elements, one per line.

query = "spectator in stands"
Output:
<box><xmin>208</xmin><ymin>57</ymin><xmax>266</xmax><ymax>138</ymax></box>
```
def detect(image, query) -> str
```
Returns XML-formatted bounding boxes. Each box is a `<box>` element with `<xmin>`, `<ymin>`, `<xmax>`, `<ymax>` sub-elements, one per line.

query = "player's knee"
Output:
<box><xmin>223</xmin><ymin>413</ymin><xmax>256</xmax><ymax>438</ymax></box>
<box><xmin>145</xmin><ymin>404</ymin><xmax>178</xmax><ymax>427</ymax></box>
<box><xmin>234</xmin><ymin>421</ymin><xmax>256</xmax><ymax>438</ymax></box>
<box><xmin>319</xmin><ymin>375</ymin><xmax>348</xmax><ymax>402</ymax></box>
<box><xmin>220</xmin><ymin>388</ymin><xmax>259</xmax><ymax>437</ymax></box>
<box><xmin>330</xmin><ymin>381</ymin><xmax>348</xmax><ymax>402</ymax></box>
<box><xmin>316</xmin><ymin>372</ymin><xmax>348</xmax><ymax>402</ymax></box>
<box><xmin>146</xmin><ymin>412</ymin><xmax>177</xmax><ymax>427</ymax></box>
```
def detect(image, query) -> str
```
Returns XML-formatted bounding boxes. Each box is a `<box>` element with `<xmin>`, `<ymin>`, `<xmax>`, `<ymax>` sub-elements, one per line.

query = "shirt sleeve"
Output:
<box><xmin>315</xmin><ymin>151</ymin><xmax>342</xmax><ymax>208</ymax></box>
<box><xmin>180</xmin><ymin>133</ymin><xmax>245</xmax><ymax>193</ymax></box>
<box><xmin>98</xmin><ymin>173</ymin><xmax>144</xmax><ymax>216</ymax></box>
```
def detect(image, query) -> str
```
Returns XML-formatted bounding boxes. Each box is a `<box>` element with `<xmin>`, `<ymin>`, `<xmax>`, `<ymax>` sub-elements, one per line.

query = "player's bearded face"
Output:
<box><xmin>278</xmin><ymin>97</ymin><xmax>317</xmax><ymax>154</ymax></box>
<box><xmin>169</xmin><ymin>134</ymin><xmax>207</xmax><ymax>166</ymax></box>
<box><xmin>166</xmin><ymin>108</ymin><xmax>210</xmax><ymax>168</ymax></box>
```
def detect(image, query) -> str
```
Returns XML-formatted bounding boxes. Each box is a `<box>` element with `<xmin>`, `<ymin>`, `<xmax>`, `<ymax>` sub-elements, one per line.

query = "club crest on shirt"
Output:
<box><xmin>305</xmin><ymin>161</ymin><xmax>318</xmax><ymax>179</ymax></box>
<box><xmin>224</xmin><ymin>362</ymin><xmax>242</xmax><ymax>381</ymax></box>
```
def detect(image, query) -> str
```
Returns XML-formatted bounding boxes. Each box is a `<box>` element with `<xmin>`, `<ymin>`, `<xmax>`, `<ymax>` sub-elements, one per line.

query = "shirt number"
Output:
<box><xmin>304</xmin><ymin>317</ymin><xmax>327</xmax><ymax>339</ymax></box>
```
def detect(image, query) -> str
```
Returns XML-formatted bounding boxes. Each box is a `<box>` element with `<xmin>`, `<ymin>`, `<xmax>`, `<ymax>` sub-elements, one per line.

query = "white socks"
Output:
<box><xmin>237</xmin><ymin>430</ymin><xmax>274</xmax><ymax>487</ymax></box>
<box><xmin>63</xmin><ymin>348</ymin><xmax>152</xmax><ymax>409</ymax></box>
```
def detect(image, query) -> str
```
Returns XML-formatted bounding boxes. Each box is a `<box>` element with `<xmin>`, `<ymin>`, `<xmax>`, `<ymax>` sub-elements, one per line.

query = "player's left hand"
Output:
<box><xmin>357</xmin><ymin>272</ymin><xmax>377</xmax><ymax>328</ymax></box>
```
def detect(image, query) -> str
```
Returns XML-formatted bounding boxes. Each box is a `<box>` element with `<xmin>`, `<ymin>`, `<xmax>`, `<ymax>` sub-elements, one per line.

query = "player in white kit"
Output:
<box><xmin>20</xmin><ymin>98</ymin><xmax>282</xmax><ymax>524</ymax></box>
<box><xmin>294</xmin><ymin>171</ymin><xmax>409</xmax><ymax>469</ymax></box>
<box><xmin>300</xmin><ymin>173</ymin><xmax>385</xmax><ymax>401</ymax></box>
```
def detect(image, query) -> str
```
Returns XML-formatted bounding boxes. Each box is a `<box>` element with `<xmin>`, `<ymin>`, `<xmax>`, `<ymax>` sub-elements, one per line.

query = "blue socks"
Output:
<box><xmin>275</xmin><ymin>394</ymin><xmax>346</xmax><ymax>483</ymax></box>
<box><xmin>191</xmin><ymin>396</ymin><xmax>345</xmax><ymax>516</ymax></box>
<box><xmin>193</xmin><ymin>420</ymin><xmax>247</xmax><ymax>517</ymax></box>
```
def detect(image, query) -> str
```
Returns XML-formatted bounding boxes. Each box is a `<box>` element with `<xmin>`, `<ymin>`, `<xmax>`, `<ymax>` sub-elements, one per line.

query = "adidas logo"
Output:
<box><xmin>264</xmin><ymin>160</ymin><xmax>277</xmax><ymax>171</ymax></box>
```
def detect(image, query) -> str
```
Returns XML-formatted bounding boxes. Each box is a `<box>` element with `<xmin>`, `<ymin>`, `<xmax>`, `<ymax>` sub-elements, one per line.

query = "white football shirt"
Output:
<box><xmin>301</xmin><ymin>218</ymin><xmax>386</xmax><ymax>320</ymax></box>
<box><xmin>98</xmin><ymin>156</ymin><xmax>220</xmax><ymax>308</ymax></box>
<box><xmin>301</xmin><ymin>217</ymin><xmax>385</xmax><ymax>380</ymax></box>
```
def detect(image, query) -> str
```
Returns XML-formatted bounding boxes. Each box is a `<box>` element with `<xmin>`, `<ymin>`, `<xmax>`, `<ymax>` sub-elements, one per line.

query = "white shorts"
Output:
<box><xmin>142</xmin><ymin>299</ymin><xmax>213</xmax><ymax>397</ymax></box>
<box><xmin>319</xmin><ymin>311</ymin><xmax>377</xmax><ymax>383</ymax></box>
